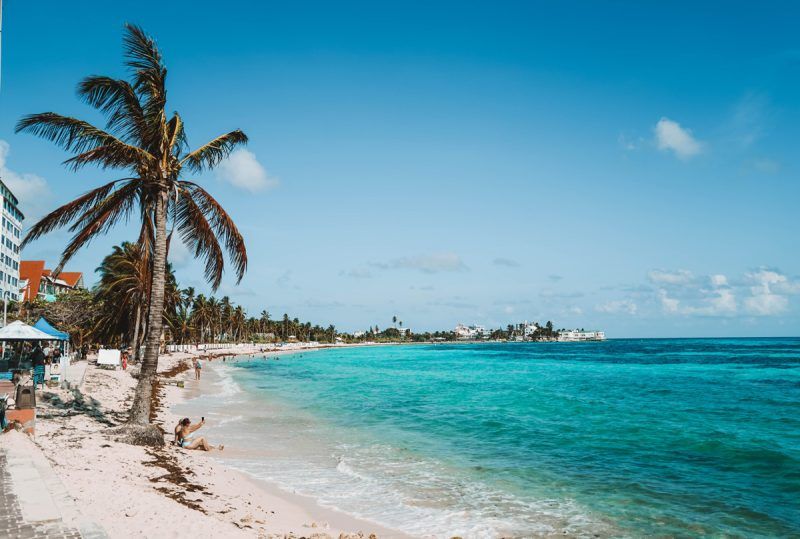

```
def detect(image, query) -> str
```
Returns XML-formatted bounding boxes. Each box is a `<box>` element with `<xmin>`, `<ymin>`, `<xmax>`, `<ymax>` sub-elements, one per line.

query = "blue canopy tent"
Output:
<box><xmin>33</xmin><ymin>318</ymin><xmax>69</xmax><ymax>341</ymax></box>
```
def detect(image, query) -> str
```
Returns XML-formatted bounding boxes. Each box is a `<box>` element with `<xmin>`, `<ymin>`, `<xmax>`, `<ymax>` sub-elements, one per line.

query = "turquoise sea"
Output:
<box><xmin>185</xmin><ymin>339</ymin><xmax>800</xmax><ymax>538</ymax></box>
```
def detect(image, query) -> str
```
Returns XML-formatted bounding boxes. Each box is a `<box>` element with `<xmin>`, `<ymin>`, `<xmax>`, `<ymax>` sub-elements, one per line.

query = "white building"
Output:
<box><xmin>0</xmin><ymin>180</ymin><xmax>23</xmax><ymax>303</ymax></box>
<box><xmin>454</xmin><ymin>324</ymin><xmax>487</xmax><ymax>340</ymax></box>
<box><xmin>523</xmin><ymin>321</ymin><xmax>541</xmax><ymax>338</ymax></box>
<box><xmin>557</xmin><ymin>329</ymin><xmax>606</xmax><ymax>342</ymax></box>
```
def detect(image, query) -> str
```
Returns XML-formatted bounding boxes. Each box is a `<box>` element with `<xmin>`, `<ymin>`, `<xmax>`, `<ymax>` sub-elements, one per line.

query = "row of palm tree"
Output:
<box><xmin>87</xmin><ymin>241</ymin><xmax>338</xmax><ymax>346</ymax></box>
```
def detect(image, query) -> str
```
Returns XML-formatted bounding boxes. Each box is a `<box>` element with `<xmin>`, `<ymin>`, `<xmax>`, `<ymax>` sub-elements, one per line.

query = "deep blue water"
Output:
<box><xmin>208</xmin><ymin>339</ymin><xmax>800</xmax><ymax>537</ymax></box>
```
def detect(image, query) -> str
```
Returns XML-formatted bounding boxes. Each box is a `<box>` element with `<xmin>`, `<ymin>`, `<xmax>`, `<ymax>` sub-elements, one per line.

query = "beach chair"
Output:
<box><xmin>97</xmin><ymin>349</ymin><xmax>121</xmax><ymax>369</ymax></box>
<box><xmin>33</xmin><ymin>365</ymin><xmax>46</xmax><ymax>388</ymax></box>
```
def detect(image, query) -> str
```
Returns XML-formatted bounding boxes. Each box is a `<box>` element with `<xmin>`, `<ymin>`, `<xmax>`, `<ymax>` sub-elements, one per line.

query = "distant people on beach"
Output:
<box><xmin>121</xmin><ymin>349</ymin><xmax>129</xmax><ymax>371</ymax></box>
<box><xmin>174</xmin><ymin>417</ymin><xmax>223</xmax><ymax>451</ymax></box>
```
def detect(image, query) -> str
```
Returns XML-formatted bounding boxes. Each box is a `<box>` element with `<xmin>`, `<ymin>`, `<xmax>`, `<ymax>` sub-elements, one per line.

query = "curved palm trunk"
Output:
<box><xmin>129</xmin><ymin>189</ymin><xmax>168</xmax><ymax>425</ymax></box>
<box><xmin>131</xmin><ymin>302</ymin><xmax>142</xmax><ymax>363</ymax></box>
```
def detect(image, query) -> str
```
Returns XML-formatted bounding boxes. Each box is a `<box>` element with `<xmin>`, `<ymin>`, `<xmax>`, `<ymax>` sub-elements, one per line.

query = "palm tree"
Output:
<box><xmin>392</xmin><ymin>315</ymin><xmax>397</xmax><ymax>328</ymax></box>
<box><xmin>16</xmin><ymin>25</ymin><xmax>249</xmax><ymax>425</ymax></box>
<box><xmin>259</xmin><ymin>310</ymin><xmax>270</xmax><ymax>335</ymax></box>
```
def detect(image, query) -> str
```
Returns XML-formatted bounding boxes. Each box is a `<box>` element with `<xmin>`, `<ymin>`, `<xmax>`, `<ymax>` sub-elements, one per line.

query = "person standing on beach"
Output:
<box><xmin>194</xmin><ymin>358</ymin><xmax>202</xmax><ymax>380</ymax></box>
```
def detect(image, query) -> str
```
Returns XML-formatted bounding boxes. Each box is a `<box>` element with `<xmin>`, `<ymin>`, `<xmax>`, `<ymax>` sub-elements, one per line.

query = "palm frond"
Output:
<box><xmin>77</xmin><ymin>76</ymin><xmax>145</xmax><ymax>143</ymax></box>
<box><xmin>181</xmin><ymin>130</ymin><xmax>248</xmax><ymax>173</ymax></box>
<box><xmin>55</xmin><ymin>182</ymin><xmax>140</xmax><ymax>272</ymax></box>
<box><xmin>62</xmin><ymin>144</ymin><xmax>154</xmax><ymax>172</ymax></box>
<box><xmin>21</xmin><ymin>179</ymin><xmax>125</xmax><ymax>247</ymax></box>
<box><xmin>166</xmin><ymin>113</ymin><xmax>187</xmax><ymax>155</ymax></box>
<box><xmin>181</xmin><ymin>182</ymin><xmax>247</xmax><ymax>282</ymax></box>
<box><xmin>15</xmin><ymin>113</ymin><xmax>155</xmax><ymax>169</ymax></box>
<box><xmin>174</xmin><ymin>190</ymin><xmax>225</xmax><ymax>289</ymax></box>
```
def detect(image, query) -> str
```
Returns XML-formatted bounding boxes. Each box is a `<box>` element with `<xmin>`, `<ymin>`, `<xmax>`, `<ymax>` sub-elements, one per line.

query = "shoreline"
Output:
<box><xmin>28</xmin><ymin>344</ymin><xmax>404</xmax><ymax>538</ymax></box>
<box><xmin>162</xmin><ymin>346</ymin><xmax>410</xmax><ymax>538</ymax></box>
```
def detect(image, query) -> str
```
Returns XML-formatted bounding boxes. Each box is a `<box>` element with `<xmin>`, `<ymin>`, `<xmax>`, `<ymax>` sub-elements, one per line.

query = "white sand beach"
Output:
<box><xmin>25</xmin><ymin>345</ymin><xmax>405</xmax><ymax>538</ymax></box>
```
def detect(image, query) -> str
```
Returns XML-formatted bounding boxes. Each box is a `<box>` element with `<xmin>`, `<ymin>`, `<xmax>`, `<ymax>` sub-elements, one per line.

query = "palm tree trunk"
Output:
<box><xmin>131</xmin><ymin>302</ymin><xmax>142</xmax><ymax>363</ymax></box>
<box><xmin>129</xmin><ymin>189</ymin><xmax>169</xmax><ymax>425</ymax></box>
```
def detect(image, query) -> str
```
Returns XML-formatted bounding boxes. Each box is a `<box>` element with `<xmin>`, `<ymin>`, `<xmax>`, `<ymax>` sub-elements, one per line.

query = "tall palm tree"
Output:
<box><xmin>16</xmin><ymin>25</ymin><xmax>248</xmax><ymax>425</ymax></box>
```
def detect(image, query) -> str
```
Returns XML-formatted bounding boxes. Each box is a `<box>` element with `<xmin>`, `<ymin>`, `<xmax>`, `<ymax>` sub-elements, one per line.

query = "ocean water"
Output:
<box><xmin>180</xmin><ymin>339</ymin><xmax>800</xmax><ymax>538</ymax></box>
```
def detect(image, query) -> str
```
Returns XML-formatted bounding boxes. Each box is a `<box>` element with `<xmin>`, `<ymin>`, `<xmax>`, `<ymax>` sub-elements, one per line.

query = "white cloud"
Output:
<box><xmin>658</xmin><ymin>289</ymin><xmax>681</xmax><ymax>314</ymax></box>
<box><xmin>710</xmin><ymin>274</ymin><xmax>728</xmax><ymax>287</ymax></box>
<box><xmin>595</xmin><ymin>299</ymin><xmax>638</xmax><ymax>315</ymax></box>
<box><xmin>216</xmin><ymin>149</ymin><xmax>277</xmax><ymax>192</ymax></box>
<box><xmin>648</xmin><ymin>269</ymin><xmax>694</xmax><ymax>285</ymax></box>
<box><xmin>744</xmin><ymin>294</ymin><xmax>787</xmax><ymax>316</ymax></box>
<box><xmin>742</xmin><ymin>268</ymin><xmax>796</xmax><ymax>316</ymax></box>
<box><xmin>372</xmin><ymin>253</ymin><xmax>468</xmax><ymax>274</ymax></box>
<box><xmin>656</xmin><ymin>273</ymin><xmax>737</xmax><ymax>317</ymax></box>
<box><xmin>654</xmin><ymin>118</ymin><xmax>703</xmax><ymax>159</ymax></box>
<box><xmin>0</xmin><ymin>140</ymin><xmax>52</xmax><ymax>221</ymax></box>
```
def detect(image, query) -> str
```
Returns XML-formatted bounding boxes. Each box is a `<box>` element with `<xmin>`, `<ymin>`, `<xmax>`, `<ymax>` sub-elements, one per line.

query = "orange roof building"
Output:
<box><xmin>19</xmin><ymin>260</ymin><xmax>85</xmax><ymax>302</ymax></box>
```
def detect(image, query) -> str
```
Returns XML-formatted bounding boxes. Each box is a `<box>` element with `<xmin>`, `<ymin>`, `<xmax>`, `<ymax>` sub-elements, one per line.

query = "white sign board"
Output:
<box><xmin>97</xmin><ymin>349</ymin><xmax>121</xmax><ymax>368</ymax></box>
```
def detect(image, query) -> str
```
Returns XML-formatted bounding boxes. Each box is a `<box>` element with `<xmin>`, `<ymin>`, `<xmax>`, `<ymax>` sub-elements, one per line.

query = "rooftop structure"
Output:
<box><xmin>19</xmin><ymin>261</ymin><xmax>85</xmax><ymax>302</ymax></box>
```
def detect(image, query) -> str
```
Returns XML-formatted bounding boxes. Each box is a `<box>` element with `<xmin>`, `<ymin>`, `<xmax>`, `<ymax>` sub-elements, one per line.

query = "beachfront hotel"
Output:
<box><xmin>0</xmin><ymin>179</ymin><xmax>23</xmax><ymax>303</ymax></box>
<box><xmin>18</xmin><ymin>261</ymin><xmax>85</xmax><ymax>302</ymax></box>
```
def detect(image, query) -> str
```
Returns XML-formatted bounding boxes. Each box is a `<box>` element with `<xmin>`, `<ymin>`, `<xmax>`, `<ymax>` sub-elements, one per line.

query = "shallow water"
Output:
<box><xmin>177</xmin><ymin>339</ymin><xmax>800</xmax><ymax>538</ymax></box>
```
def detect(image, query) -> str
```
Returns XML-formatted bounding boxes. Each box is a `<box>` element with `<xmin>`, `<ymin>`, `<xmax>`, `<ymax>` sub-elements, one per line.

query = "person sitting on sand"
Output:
<box><xmin>174</xmin><ymin>417</ymin><xmax>223</xmax><ymax>451</ymax></box>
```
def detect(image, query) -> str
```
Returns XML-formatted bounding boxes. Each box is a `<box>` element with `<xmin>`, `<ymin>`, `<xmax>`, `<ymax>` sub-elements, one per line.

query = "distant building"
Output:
<box><xmin>353</xmin><ymin>331</ymin><xmax>366</xmax><ymax>338</ymax></box>
<box><xmin>522</xmin><ymin>321</ymin><xmax>541</xmax><ymax>338</ymax></box>
<box><xmin>0</xmin><ymin>179</ymin><xmax>23</xmax><ymax>302</ymax></box>
<box><xmin>454</xmin><ymin>323</ymin><xmax>487</xmax><ymax>340</ymax></box>
<box><xmin>19</xmin><ymin>261</ymin><xmax>85</xmax><ymax>302</ymax></box>
<box><xmin>557</xmin><ymin>329</ymin><xmax>606</xmax><ymax>342</ymax></box>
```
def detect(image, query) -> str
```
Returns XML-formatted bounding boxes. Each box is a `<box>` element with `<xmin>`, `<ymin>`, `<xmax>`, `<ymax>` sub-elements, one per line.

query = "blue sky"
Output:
<box><xmin>0</xmin><ymin>1</ymin><xmax>798</xmax><ymax>337</ymax></box>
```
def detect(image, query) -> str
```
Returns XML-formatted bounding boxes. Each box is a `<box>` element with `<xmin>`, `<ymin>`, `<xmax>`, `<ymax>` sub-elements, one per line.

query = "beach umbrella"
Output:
<box><xmin>0</xmin><ymin>320</ymin><xmax>55</xmax><ymax>341</ymax></box>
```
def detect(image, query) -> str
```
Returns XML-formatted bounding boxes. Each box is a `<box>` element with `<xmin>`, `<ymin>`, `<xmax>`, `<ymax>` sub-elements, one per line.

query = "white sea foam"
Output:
<box><xmin>222</xmin><ymin>442</ymin><xmax>612</xmax><ymax>538</ymax></box>
<box><xmin>205</xmin><ymin>360</ymin><xmax>614</xmax><ymax>538</ymax></box>
<box><xmin>213</xmin><ymin>364</ymin><xmax>243</xmax><ymax>399</ymax></box>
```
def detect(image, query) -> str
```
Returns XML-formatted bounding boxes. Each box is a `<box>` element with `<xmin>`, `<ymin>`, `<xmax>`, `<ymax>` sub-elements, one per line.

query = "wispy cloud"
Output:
<box><xmin>729</xmin><ymin>92</ymin><xmax>768</xmax><ymax>148</ymax></box>
<box><xmin>428</xmin><ymin>297</ymin><xmax>477</xmax><ymax>310</ymax></box>
<box><xmin>371</xmin><ymin>253</ymin><xmax>468</xmax><ymax>274</ymax></box>
<box><xmin>654</xmin><ymin>117</ymin><xmax>704</xmax><ymax>159</ymax></box>
<box><xmin>648</xmin><ymin>269</ymin><xmax>695</xmax><ymax>285</ymax></box>
<box><xmin>341</xmin><ymin>268</ymin><xmax>373</xmax><ymax>279</ymax></box>
<box><xmin>0</xmin><ymin>140</ymin><xmax>51</xmax><ymax>221</ymax></box>
<box><xmin>595</xmin><ymin>300</ymin><xmax>638</xmax><ymax>315</ymax></box>
<box><xmin>217</xmin><ymin>149</ymin><xmax>278</xmax><ymax>192</ymax></box>
<box><xmin>493</xmin><ymin>257</ymin><xmax>520</xmax><ymax>268</ymax></box>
